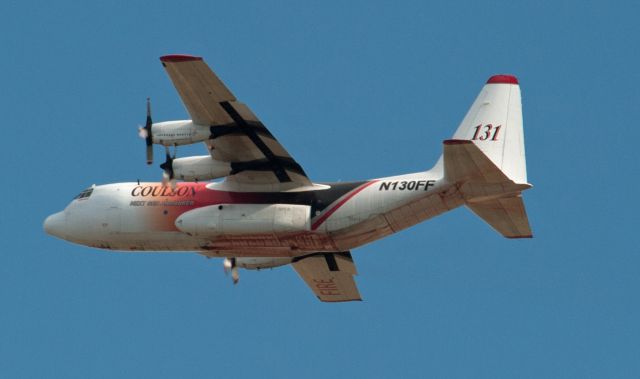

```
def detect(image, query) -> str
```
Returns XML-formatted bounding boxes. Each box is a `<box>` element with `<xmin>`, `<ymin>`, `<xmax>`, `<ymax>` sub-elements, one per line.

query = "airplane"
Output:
<box><xmin>44</xmin><ymin>54</ymin><xmax>533</xmax><ymax>302</ymax></box>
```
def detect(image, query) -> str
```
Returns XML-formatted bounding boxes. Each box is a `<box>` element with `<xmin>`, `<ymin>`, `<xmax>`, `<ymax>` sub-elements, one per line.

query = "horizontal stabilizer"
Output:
<box><xmin>443</xmin><ymin>140</ymin><xmax>533</xmax><ymax>238</ymax></box>
<box><xmin>467</xmin><ymin>196</ymin><xmax>532</xmax><ymax>238</ymax></box>
<box><xmin>443</xmin><ymin>139</ymin><xmax>509</xmax><ymax>183</ymax></box>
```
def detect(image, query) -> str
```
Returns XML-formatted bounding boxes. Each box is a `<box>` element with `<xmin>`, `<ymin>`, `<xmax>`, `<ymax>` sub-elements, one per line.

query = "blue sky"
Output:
<box><xmin>2</xmin><ymin>1</ymin><xmax>639</xmax><ymax>377</ymax></box>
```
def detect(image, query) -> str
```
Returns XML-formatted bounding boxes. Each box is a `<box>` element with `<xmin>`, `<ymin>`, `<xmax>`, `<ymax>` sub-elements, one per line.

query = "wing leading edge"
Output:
<box><xmin>160</xmin><ymin>54</ymin><xmax>311</xmax><ymax>187</ymax></box>
<box><xmin>292</xmin><ymin>252</ymin><xmax>362</xmax><ymax>302</ymax></box>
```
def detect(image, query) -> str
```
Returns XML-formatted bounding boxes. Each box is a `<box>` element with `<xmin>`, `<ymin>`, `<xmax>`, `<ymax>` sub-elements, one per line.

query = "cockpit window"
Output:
<box><xmin>73</xmin><ymin>187</ymin><xmax>94</xmax><ymax>200</ymax></box>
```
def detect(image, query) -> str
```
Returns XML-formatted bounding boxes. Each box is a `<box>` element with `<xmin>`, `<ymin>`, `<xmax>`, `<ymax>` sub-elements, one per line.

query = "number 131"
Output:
<box><xmin>471</xmin><ymin>124</ymin><xmax>501</xmax><ymax>141</ymax></box>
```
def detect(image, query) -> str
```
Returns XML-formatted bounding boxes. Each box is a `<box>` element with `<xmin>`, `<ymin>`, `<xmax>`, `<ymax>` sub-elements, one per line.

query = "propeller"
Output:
<box><xmin>138</xmin><ymin>98</ymin><xmax>154</xmax><ymax>165</ymax></box>
<box><xmin>223</xmin><ymin>258</ymin><xmax>239</xmax><ymax>284</ymax></box>
<box><xmin>160</xmin><ymin>146</ymin><xmax>177</xmax><ymax>190</ymax></box>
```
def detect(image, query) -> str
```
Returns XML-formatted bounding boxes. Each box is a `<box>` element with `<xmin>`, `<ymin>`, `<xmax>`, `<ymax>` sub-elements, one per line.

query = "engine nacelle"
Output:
<box><xmin>152</xmin><ymin>120</ymin><xmax>210</xmax><ymax>146</ymax></box>
<box><xmin>235</xmin><ymin>257</ymin><xmax>293</xmax><ymax>270</ymax></box>
<box><xmin>173</xmin><ymin>156</ymin><xmax>231</xmax><ymax>181</ymax></box>
<box><xmin>175</xmin><ymin>204</ymin><xmax>311</xmax><ymax>237</ymax></box>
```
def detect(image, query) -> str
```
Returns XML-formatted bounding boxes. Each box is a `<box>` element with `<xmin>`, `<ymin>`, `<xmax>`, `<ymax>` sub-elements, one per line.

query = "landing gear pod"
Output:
<box><xmin>175</xmin><ymin>204</ymin><xmax>311</xmax><ymax>237</ymax></box>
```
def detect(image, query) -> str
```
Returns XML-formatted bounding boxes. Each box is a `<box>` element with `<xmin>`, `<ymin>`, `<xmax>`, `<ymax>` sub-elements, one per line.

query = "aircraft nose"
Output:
<box><xmin>44</xmin><ymin>211</ymin><xmax>67</xmax><ymax>239</ymax></box>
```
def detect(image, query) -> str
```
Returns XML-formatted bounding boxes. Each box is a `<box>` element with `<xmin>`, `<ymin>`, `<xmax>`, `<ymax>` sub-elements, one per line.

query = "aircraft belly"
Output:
<box><xmin>90</xmin><ymin>231</ymin><xmax>204</xmax><ymax>251</ymax></box>
<box><xmin>98</xmin><ymin>228</ymin><xmax>336</xmax><ymax>255</ymax></box>
<box><xmin>330</xmin><ymin>214</ymin><xmax>395</xmax><ymax>251</ymax></box>
<box><xmin>199</xmin><ymin>232</ymin><xmax>336</xmax><ymax>254</ymax></box>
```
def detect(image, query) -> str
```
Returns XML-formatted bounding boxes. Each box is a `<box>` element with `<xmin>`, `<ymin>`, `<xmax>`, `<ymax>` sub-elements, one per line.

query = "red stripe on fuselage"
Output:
<box><xmin>311</xmin><ymin>180</ymin><xmax>379</xmax><ymax>231</ymax></box>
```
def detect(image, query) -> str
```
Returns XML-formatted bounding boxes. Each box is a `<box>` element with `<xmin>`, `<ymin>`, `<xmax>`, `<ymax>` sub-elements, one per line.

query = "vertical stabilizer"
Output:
<box><xmin>451</xmin><ymin>75</ymin><xmax>527</xmax><ymax>184</ymax></box>
<box><xmin>439</xmin><ymin>75</ymin><xmax>533</xmax><ymax>238</ymax></box>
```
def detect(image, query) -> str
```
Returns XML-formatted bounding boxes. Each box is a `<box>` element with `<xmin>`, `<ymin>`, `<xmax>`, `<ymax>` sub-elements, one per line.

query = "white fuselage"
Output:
<box><xmin>44</xmin><ymin>168</ymin><xmax>463</xmax><ymax>258</ymax></box>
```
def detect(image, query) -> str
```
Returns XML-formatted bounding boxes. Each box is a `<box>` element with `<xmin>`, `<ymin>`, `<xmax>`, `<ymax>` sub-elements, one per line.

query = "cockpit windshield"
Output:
<box><xmin>73</xmin><ymin>187</ymin><xmax>94</xmax><ymax>200</ymax></box>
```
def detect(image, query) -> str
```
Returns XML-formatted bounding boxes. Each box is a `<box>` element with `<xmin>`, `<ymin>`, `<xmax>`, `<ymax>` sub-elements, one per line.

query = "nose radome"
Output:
<box><xmin>44</xmin><ymin>211</ymin><xmax>67</xmax><ymax>239</ymax></box>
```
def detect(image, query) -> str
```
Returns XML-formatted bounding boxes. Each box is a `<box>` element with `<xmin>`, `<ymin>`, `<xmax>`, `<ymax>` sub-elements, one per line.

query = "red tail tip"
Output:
<box><xmin>160</xmin><ymin>54</ymin><xmax>203</xmax><ymax>62</ymax></box>
<box><xmin>486</xmin><ymin>74</ymin><xmax>519</xmax><ymax>85</ymax></box>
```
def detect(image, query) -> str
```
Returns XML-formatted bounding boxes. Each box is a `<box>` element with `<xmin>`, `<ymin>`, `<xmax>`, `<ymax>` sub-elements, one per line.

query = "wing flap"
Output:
<box><xmin>292</xmin><ymin>252</ymin><xmax>361</xmax><ymax>302</ymax></box>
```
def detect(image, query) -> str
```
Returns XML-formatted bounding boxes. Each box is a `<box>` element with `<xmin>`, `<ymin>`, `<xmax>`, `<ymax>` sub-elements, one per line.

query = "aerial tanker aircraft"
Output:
<box><xmin>44</xmin><ymin>55</ymin><xmax>533</xmax><ymax>302</ymax></box>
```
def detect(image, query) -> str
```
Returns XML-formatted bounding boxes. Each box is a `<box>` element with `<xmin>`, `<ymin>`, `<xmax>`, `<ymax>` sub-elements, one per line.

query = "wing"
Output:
<box><xmin>160</xmin><ymin>54</ymin><xmax>311</xmax><ymax>187</ymax></box>
<box><xmin>292</xmin><ymin>252</ymin><xmax>362</xmax><ymax>302</ymax></box>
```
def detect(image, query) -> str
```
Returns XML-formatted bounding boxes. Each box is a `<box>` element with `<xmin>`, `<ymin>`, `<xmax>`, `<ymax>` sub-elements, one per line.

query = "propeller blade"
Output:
<box><xmin>223</xmin><ymin>258</ymin><xmax>239</xmax><ymax>284</ymax></box>
<box><xmin>231</xmin><ymin>267</ymin><xmax>239</xmax><ymax>284</ymax></box>
<box><xmin>144</xmin><ymin>98</ymin><xmax>153</xmax><ymax>165</ymax></box>
<box><xmin>160</xmin><ymin>146</ymin><xmax>174</xmax><ymax>184</ymax></box>
<box><xmin>223</xmin><ymin>258</ymin><xmax>232</xmax><ymax>274</ymax></box>
<box><xmin>146</xmin><ymin>145</ymin><xmax>153</xmax><ymax>165</ymax></box>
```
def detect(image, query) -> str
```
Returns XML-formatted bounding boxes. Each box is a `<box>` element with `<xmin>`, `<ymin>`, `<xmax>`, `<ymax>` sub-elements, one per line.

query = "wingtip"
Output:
<box><xmin>159</xmin><ymin>54</ymin><xmax>203</xmax><ymax>62</ymax></box>
<box><xmin>487</xmin><ymin>74</ymin><xmax>519</xmax><ymax>85</ymax></box>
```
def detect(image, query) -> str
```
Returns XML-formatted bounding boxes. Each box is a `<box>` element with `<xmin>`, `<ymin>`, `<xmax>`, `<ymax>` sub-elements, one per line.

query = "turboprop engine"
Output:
<box><xmin>175</xmin><ymin>204</ymin><xmax>311</xmax><ymax>237</ymax></box>
<box><xmin>172</xmin><ymin>156</ymin><xmax>231</xmax><ymax>181</ymax></box>
<box><xmin>138</xmin><ymin>98</ymin><xmax>210</xmax><ymax>165</ymax></box>
<box><xmin>151</xmin><ymin>120</ymin><xmax>210</xmax><ymax>146</ymax></box>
